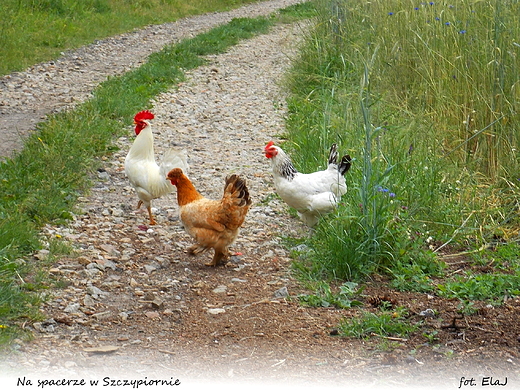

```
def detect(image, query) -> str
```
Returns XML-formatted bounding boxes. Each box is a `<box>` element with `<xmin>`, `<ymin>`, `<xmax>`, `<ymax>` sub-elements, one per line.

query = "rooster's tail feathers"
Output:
<box><xmin>328</xmin><ymin>144</ymin><xmax>351</xmax><ymax>176</ymax></box>
<box><xmin>160</xmin><ymin>148</ymin><xmax>189</xmax><ymax>177</ymax></box>
<box><xmin>338</xmin><ymin>154</ymin><xmax>352</xmax><ymax>176</ymax></box>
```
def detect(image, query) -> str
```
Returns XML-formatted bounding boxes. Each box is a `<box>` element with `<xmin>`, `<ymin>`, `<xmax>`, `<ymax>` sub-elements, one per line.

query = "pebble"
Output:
<box><xmin>212</xmin><ymin>285</ymin><xmax>228</xmax><ymax>294</ymax></box>
<box><xmin>64</xmin><ymin>303</ymin><xmax>81</xmax><ymax>314</ymax></box>
<box><xmin>273</xmin><ymin>287</ymin><xmax>289</xmax><ymax>299</ymax></box>
<box><xmin>207</xmin><ymin>308</ymin><xmax>226</xmax><ymax>315</ymax></box>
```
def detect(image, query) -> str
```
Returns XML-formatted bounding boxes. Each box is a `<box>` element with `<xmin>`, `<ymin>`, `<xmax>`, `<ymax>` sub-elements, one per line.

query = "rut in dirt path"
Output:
<box><xmin>0</xmin><ymin>0</ymin><xmax>304</xmax><ymax>159</ymax></box>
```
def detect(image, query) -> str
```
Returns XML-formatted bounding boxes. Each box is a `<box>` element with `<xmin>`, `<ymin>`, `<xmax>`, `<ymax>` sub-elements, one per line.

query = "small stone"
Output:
<box><xmin>273</xmin><ymin>286</ymin><xmax>289</xmax><ymax>298</ymax></box>
<box><xmin>82</xmin><ymin>268</ymin><xmax>101</xmax><ymax>279</ymax></box>
<box><xmin>207</xmin><ymin>308</ymin><xmax>226</xmax><ymax>315</ymax></box>
<box><xmin>34</xmin><ymin>250</ymin><xmax>50</xmax><ymax>261</ymax></box>
<box><xmin>145</xmin><ymin>311</ymin><xmax>161</xmax><ymax>319</ymax></box>
<box><xmin>77</xmin><ymin>256</ymin><xmax>91</xmax><ymax>265</ymax></box>
<box><xmin>54</xmin><ymin>315</ymin><xmax>74</xmax><ymax>326</ymax></box>
<box><xmin>100</xmin><ymin>244</ymin><xmax>117</xmax><ymax>255</ymax></box>
<box><xmin>212</xmin><ymin>285</ymin><xmax>227</xmax><ymax>294</ymax></box>
<box><xmin>92</xmin><ymin>311</ymin><xmax>112</xmax><ymax>320</ymax></box>
<box><xmin>151</xmin><ymin>297</ymin><xmax>165</xmax><ymax>309</ymax></box>
<box><xmin>64</xmin><ymin>303</ymin><xmax>81</xmax><ymax>314</ymax></box>
<box><xmin>419</xmin><ymin>308</ymin><xmax>436</xmax><ymax>318</ymax></box>
<box><xmin>101</xmin><ymin>259</ymin><xmax>117</xmax><ymax>271</ymax></box>
<box><xmin>112</xmin><ymin>208</ymin><xmax>124</xmax><ymax>217</ymax></box>
<box><xmin>33</xmin><ymin>319</ymin><xmax>57</xmax><ymax>333</ymax></box>
<box><xmin>97</xmin><ymin>171</ymin><xmax>110</xmax><ymax>181</ymax></box>
<box><xmin>86</xmin><ymin>285</ymin><xmax>107</xmax><ymax>298</ymax></box>
<box><xmin>83</xmin><ymin>295</ymin><xmax>96</xmax><ymax>307</ymax></box>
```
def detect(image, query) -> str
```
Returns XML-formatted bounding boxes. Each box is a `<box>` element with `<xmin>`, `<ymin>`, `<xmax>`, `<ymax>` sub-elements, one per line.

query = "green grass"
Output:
<box><xmin>297</xmin><ymin>281</ymin><xmax>363</xmax><ymax>309</ymax></box>
<box><xmin>284</xmin><ymin>0</ymin><xmax>519</xmax><ymax>277</ymax></box>
<box><xmin>0</xmin><ymin>0</ymin><xmax>263</xmax><ymax>76</ymax></box>
<box><xmin>339</xmin><ymin>306</ymin><xmax>419</xmax><ymax>339</ymax></box>
<box><xmin>281</xmin><ymin>0</ymin><xmax>519</xmax><ymax>339</ymax></box>
<box><xmin>0</xmin><ymin>2</ymin><xmax>315</xmax><ymax>345</ymax></box>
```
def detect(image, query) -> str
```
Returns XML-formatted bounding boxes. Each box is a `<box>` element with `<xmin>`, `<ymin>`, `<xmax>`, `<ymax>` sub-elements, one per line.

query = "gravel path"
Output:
<box><xmin>0</xmin><ymin>0</ymin><xmax>303</xmax><ymax>160</ymax></box>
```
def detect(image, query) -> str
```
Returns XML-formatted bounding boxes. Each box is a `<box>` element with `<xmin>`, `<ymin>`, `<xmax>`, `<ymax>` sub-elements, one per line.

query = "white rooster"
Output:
<box><xmin>124</xmin><ymin>110</ymin><xmax>189</xmax><ymax>225</ymax></box>
<box><xmin>264</xmin><ymin>141</ymin><xmax>351</xmax><ymax>227</ymax></box>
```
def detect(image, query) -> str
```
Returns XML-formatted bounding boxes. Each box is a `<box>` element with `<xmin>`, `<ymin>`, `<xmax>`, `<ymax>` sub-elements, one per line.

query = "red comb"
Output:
<box><xmin>134</xmin><ymin>110</ymin><xmax>155</xmax><ymax>122</ymax></box>
<box><xmin>265</xmin><ymin>141</ymin><xmax>275</xmax><ymax>150</ymax></box>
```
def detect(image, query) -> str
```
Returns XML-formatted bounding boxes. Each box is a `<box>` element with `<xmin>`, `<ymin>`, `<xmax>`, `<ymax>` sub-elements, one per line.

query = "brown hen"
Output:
<box><xmin>166</xmin><ymin>168</ymin><xmax>251</xmax><ymax>266</ymax></box>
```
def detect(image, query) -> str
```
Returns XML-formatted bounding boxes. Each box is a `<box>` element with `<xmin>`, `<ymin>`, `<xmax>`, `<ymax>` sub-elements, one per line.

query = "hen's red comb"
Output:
<box><xmin>265</xmin><ymin>141</ymin><xmax>275</xmax><ymax>150</ymax></box>
<box><xmin>134</xmin><ymin>110</ymin><xmax>155</xmax><ymax>122</ymax></box>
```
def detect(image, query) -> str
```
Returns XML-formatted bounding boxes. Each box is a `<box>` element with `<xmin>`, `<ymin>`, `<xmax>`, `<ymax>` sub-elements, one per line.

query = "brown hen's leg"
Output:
<box><xmin>205</xmin><ymin>250</ymin><xmax>227</xmax><ymax>267</ymax></box>
<box><xmin>137</xmin><ymin>200</ymin><xmax>143</xmax><ymax>209</ymax></box>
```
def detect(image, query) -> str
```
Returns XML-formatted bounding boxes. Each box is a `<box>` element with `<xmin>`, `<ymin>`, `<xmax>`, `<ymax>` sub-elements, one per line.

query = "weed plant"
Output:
<box><xmin>297</xmin><ymin>281</ymin><xmax>363</xmax><ymax>309</ymax></box>
<box><xmin>339</xmin><ymin>306</ymin><xmax>418</xmax><ymax>339</ymax></box>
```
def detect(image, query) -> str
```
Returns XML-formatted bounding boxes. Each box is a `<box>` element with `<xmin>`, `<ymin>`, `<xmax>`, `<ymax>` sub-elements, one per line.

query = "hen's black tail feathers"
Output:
<box><xmin>338</xmin><ymin>154</ymin><xmax>352</xmax><ymax>176</ymax></box>
<box><xmin>225</xmin><ymin>174</ymin><xmax>252</xmax><ymax>207</ymax></box>
<box><xmin>328</xmin><ymin>143</ymin><xmax>339</xmax><ymax>165</ymax></box>
<box><xmin>328</xmin><ymin>143</ymin><xmax>352</xmax><ymax>176</ymax></box>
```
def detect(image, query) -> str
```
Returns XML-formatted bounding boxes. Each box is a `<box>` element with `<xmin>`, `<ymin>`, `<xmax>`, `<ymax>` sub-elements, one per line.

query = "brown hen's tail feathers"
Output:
<box><xmin>225</xmin><ymin>174</ymin><xmax>252</xmax><ymax>207</ymax></box>
<box><xmin>328</xmin><ymin>143</ymin><xmax>352</xmax><ymax>177</ymax></box>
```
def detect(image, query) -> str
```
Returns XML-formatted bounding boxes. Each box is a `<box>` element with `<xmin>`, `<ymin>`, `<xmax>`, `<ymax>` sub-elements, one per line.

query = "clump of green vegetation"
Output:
<box><xmin>285</xmin><ymin>0</ymin><xmax>520</xmax><ymax>287</ymax></box>
<box><xmin>339</xmin><ymin>306</ymin><xmax>418</xmax><ymax>339</ymax></box>
<box><xmin>298</xmin><ymin>281</ymin><xmax>363</xmax><ymax>309</ymax></box>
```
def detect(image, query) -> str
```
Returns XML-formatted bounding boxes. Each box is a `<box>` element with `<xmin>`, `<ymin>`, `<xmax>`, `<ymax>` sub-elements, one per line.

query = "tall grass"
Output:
<box><xmin>0</xmin><ymin>0</ymin><xmax>259</xmax><ymax>76</ymax></box>
<box><xmin>284</xmin><ymin>0</ymin><xmax>519</xmax><ymax>281</ymax></box>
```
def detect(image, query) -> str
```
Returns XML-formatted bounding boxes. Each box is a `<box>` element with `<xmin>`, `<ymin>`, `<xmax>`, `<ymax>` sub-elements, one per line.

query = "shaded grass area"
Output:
<box><xmin>0</xmin><ymin>2</ymin><xmax>315</xmax><ymax>344</ymax></box>
<box><xmin>0</xmin><ymin>0</ymin><xmax>261</xmax><ymax>76</ymax></box>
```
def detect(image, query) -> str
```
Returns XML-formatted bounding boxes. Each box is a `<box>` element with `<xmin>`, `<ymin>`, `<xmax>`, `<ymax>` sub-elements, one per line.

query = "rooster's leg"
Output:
<box><xmin>137</xmin><ymin>200</ymin><xmax>143</xmax><ymax>209</ymax></box>
<box><xmin>147</xmin><ymin>206</ymin><xmax>157</xmax><ymax>225</ymax></box>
